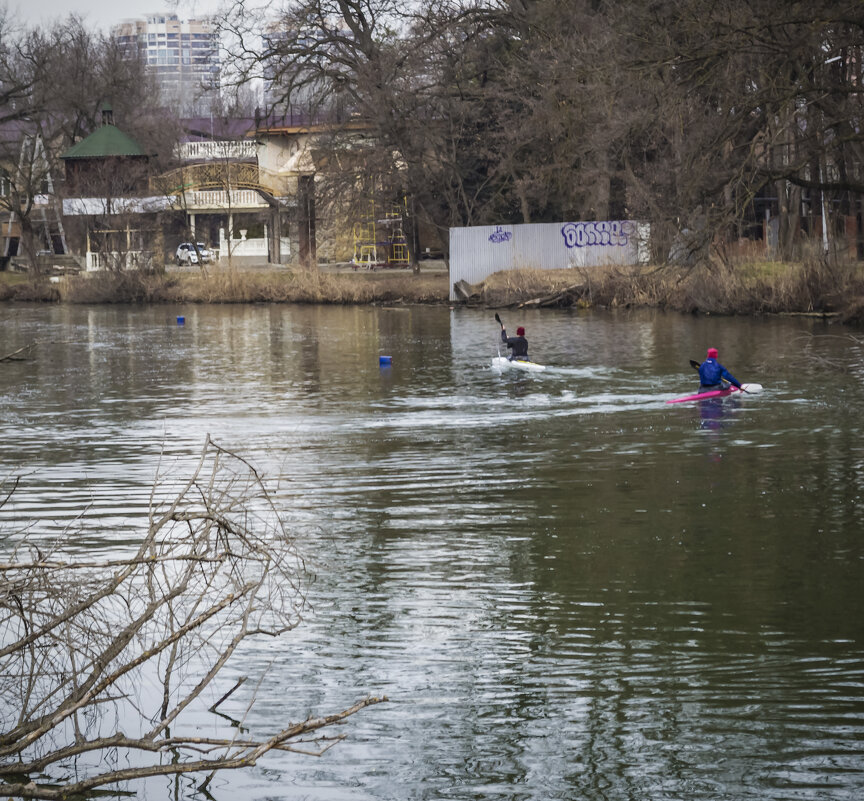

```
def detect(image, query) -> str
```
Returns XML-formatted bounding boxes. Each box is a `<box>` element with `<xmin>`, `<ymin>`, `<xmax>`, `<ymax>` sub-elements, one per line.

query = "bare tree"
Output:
<box><xmin>0</xmin><ymin>18</ymin><xmax>64</xmax><ymax>274</ymax></box>
<box><xmin>221</xmin><ymin>0</ymin><xmax>514</xmax><ymax>254</ymax></box>
<box><xmin>0</xmin><ymin>13</ymin><xmax>168</xmax><ymax>275</ymax></box>
<box><xmin>0</xmin><ymin>436</ymin><xmax>384</xmax><ymax>800</ymax></box>
<box><xmin>218</xmin><ymin>0</ymin><xmax>864</xmax><ymax>263</ymax></box>
<box><xmin>607</xmin><ymin>0</ymin><xmax>864</xmax><ymax>262</ymax></box>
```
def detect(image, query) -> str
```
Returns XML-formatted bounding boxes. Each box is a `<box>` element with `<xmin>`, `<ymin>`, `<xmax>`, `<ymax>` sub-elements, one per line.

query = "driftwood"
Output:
<box><xmin>452</xmin><ymin>279</ymin><xmax>480</xmax><ymax>301</ymax></box>
<box><xmin>0</xmin><ymin>343</ymin><xmax>34</xmax><ymax>362</ymax></box>
<box><xmin>517</xmin><ymin>283</ymin><xmax>585</xmax><ymax>308</ymax></box>
<box><xmin>776</xmin><ymin>311</ymin><xmax>840</xmax><ymax>318</ymax></box>
<box><xmin>454</xmin><ymin>278</ymin><xmax>587</xmax><ymax>309</ymax></box>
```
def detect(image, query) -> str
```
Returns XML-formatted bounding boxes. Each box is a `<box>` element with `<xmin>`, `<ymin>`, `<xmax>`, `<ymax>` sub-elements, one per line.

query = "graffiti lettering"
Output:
<box><xmin>489</xmin><ymin>226</ymin><xmax>513</xmax><ymax>244</ymax></box>
<box><xmin>561</xmin><ymin>221</ymin><xmax>633</xmax><ymax>249</ymax></box>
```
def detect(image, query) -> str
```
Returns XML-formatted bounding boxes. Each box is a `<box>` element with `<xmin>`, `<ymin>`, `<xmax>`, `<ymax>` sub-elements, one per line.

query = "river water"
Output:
<box><xmin>1</xmin><ymin>303</ymin><xmax>863</xmax><ymax>800</ymax></box>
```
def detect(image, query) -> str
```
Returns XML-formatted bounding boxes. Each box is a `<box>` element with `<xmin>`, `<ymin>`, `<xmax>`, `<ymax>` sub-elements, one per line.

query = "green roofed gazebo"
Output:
<box><xmin>59</xmin><ymin>104</ymin><xmax>163</xmax><ymax>272</ymax></box>
<box><xmin>60</xmin><ymin>103</ymin><xmax>146</xmax><ymax>159</ymax></box>
<box><xmin>61</xmin><ymin>124</ymin><xmax>146</xmax><ymax>159</ymax></box>
<box><xmin>60</xmin><ymin>105</ymin><xmax>150</xmax><ymax>195</ymax></box>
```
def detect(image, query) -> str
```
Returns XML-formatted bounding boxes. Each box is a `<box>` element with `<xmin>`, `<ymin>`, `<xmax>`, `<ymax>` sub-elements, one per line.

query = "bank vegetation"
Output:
<box><xmin>466</xmin><ymin>259</ymin><xmax>864</xmax><ymax>323</ymax></box>
<box><xmin>2</xmin><ymin>258</ymin><xmax>864</xmax><ymax>323</ymax></box>
<box><xmin>0</xmin><ymin>266</ymin><xmax>448</xmax><ymax>306</ymax></box>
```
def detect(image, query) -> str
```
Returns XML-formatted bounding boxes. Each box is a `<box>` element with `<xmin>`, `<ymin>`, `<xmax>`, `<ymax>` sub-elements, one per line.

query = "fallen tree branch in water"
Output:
<box><xmin>0</xmin><ymin>343</ymin><xmax>34</xmax><ymax>362</ymax></box>
<box><xmin>0</xmin><ymin>436</ymin><xmax>386</xmax><ymax>799</ymax></box>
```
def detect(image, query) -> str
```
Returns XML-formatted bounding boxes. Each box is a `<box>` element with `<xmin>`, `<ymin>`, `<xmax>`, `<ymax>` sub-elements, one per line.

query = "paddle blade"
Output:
<box><xmin>495</xmin><ymin>313</ymin><xmax>502</xmax><ymax>326</ymax></box>
<box><xmin>690</xmin><ymin>359</ymin><xmax>700</xmax><ymax>370</ymax></box>
<box><xmin>739</xmin><ymin>383</ymin><xmax>763</xmax><ymax>394</ymax></box>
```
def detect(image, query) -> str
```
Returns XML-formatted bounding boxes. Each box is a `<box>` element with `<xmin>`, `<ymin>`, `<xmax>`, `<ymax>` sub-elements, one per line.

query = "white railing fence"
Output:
<box><xmin>218</xmin><ymin>227</ymin><xmax>291</xmax><ymax>262</ymax></box>
<box><xmin>86</xmin><ymin>250</ymin><xmax>154</xmax><ymax>271</ymax></box>
<box><xmin>176</xmin><ymin>141</ymin><xmax>259</xmax><ymax>162</ymax></box>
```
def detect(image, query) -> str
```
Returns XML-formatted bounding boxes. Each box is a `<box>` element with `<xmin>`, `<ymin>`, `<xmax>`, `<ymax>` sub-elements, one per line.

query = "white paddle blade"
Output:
<box><xmin>740</xmin><ymin>383</ymin><xmax>763</xmax><ymax>394</ymax></box>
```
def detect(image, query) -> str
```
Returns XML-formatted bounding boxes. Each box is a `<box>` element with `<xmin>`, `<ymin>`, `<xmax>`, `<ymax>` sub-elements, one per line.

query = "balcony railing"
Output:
<box><xmin>176</xmin><ymin>189</ymin><xmax>270</xmax><ymax>210</ymax></box>
<box><xmin>153</xmin><ymin>162</ymin><xmax>286</xmax><ymax>197</ymax></box>
<box><xmin>176</xmin><ymin>141</ymin><xmax>259</xmax><ymax>162</ymax></box>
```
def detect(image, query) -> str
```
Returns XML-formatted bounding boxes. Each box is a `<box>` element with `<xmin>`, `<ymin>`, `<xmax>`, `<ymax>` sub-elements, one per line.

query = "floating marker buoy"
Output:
<box><xmin>379</xmin><ymin>355</ymin><xmax>392</xmax><ymax>365</ymax></box>
<box><xmin>177</xmin><ymin>316</ymin><xmax>185</xmax><ymax>325</ymax></box>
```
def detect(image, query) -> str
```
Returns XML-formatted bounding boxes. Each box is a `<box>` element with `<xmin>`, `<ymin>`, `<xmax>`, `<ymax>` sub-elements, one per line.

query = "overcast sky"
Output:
<box><xmin>8</xmin><ymin>0</ymin><xmax>227</xmax><ymax>30</ymax></box>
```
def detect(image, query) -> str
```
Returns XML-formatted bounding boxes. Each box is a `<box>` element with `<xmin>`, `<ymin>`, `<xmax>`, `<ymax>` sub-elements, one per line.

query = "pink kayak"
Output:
<box><xmin>666</xmin><ymin>383</ymin><xmax>763</xmax><ymax>404</ymax></box>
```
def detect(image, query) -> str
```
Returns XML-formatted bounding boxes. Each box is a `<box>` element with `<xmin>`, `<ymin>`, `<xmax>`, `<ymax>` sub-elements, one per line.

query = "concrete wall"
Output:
<box><xmin>449</xmin><ymin>220</ymin><xmax>649</xmax><ymax>300</ymax></box>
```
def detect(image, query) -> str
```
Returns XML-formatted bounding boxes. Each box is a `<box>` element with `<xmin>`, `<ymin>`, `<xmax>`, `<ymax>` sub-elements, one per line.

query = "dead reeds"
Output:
<box><xmin>479</xmin><ymin>259</ymin><xmax>864</xmax><ymax>320</ymax></box>
<box><xmin>3</xmin><ymin>259</ymin><xmax>864</xmax><ymax>322</ymax></box>
<box><xmin>54</xmin><ymin>266</ymin><xmax>449</xmax><ymax>305</ymax></box>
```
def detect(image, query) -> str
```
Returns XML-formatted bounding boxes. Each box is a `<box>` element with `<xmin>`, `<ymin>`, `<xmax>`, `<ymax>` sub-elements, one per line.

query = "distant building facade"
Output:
<box><xmin>113</xmin><ymin>14</ymin><xmax>220</xmax><ymax>115</ymax></box>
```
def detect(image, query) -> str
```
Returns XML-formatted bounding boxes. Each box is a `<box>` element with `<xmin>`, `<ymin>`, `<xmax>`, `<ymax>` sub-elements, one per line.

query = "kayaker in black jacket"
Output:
<box><xmin>501</xmin><ymin>325</ymin><xmax>529</xmax><ymax>361</ymax></box>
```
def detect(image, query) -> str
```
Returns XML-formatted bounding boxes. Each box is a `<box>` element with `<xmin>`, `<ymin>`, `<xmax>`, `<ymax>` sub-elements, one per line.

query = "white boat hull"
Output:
<box><xmin>492</xmin><ymin>356</ymin><xmax>546</xmax><ymax>372</ymax></box>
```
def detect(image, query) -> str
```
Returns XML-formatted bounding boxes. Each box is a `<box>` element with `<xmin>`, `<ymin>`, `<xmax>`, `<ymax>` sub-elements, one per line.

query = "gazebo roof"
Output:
<box><xmin>61</xmin><ymin>124</ymin><xmax>146</xmax><ymax>160</ymax></box>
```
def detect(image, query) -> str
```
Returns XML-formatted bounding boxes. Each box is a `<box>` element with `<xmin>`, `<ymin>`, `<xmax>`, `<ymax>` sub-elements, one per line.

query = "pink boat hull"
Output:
<box><xmin>666</xmin><ymin>387</ymin><xmax>737</xmax><ymax>404</ymax></box>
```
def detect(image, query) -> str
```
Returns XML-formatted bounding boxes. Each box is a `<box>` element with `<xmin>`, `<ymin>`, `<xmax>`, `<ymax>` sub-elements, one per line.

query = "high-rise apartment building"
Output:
<box><xmin>113</xmin><ymin>14</ymin><xmax>220</xmax><ymax>115</ymax></box>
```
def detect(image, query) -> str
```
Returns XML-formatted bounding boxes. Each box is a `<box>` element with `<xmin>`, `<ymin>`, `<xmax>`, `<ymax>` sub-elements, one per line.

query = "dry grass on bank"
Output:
<box><xmin>4</xmin><ymin>259</ymin><xmax>864</xmax><ymax>323</ymax></box>
<box><xmin>0</xmin><ymin>270</ymin><xmax>58</xmax><ymax>302</ymax></box>
<box><xmin>475</xmin><ymin>259</ymin><xmax>864</xmax><ymax>321</ymax></box>
<box><xmin>54</xmin><ymin>266</ymin><xmax>449</xmax><ymax>305</ymax></box>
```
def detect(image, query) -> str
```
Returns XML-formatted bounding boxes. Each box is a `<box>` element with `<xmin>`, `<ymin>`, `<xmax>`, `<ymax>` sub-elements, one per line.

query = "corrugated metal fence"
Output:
<box><xmin>449</xmin><ymin>220</ymin><xmax>649</xmax><ymax>300</ymax></box>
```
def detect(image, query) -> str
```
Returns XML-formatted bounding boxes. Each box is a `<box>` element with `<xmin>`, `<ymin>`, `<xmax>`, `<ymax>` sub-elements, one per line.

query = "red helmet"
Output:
<box><xmin>707</xmin><ymin>348</ymin><xmax>718</xmax><ymax>359</ymax></box>
<box><xmin>516</xmin><ymin>326</ymin><xmax>525</xmax><ymax>336</ymax></box>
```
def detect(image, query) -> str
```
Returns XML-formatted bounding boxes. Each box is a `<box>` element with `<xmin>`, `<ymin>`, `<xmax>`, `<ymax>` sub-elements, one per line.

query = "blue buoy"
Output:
<box><xmin>379</xmin><ymin>355</ymin><xmax>392</xmax><ymax>365</ymax></box>
<box><xmin>177</xmin><ymin>316</ymin><xmax>185</xmax><ymax>325</ymax></box>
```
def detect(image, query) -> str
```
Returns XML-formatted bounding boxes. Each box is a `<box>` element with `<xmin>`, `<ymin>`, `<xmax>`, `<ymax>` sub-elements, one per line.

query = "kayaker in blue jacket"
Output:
<box><xmin>699</xmin><ymin>347</ymin><xmax>741</xmax><ymax>391</ymax></box>
<box><xmin>501</xmin><ymin>325</ymin><xmax>529</xmax><ymax>361</ymax></box>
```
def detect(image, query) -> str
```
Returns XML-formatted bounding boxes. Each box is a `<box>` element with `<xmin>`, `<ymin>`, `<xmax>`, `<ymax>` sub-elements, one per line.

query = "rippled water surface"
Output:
<box><xmin>2</xmin><ymin>302</ymin><xmax>864</xmax><ymax>800</ymax></box>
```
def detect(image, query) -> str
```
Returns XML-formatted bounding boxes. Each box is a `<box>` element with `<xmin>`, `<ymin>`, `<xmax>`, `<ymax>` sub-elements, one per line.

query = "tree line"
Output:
<box><xmin>4</xmin><ymin>1</ymin><xmax>863</xmax><ymax>272</ymax></box>
<box><xmin>225</xmin><ymin>0</ymin><xmax>864</xmax><ymax>263</ymax></box>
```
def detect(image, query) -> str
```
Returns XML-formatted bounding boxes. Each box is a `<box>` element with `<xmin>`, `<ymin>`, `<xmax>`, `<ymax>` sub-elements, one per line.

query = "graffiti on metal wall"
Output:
<box><xmin>561</xmin><ymin>221</ymin><xmax>634</xmax><ymax>249</ymax></box>
<box><xmin>488</xmin><ymin>226</ymin><xmax>513</xmax><ymax>243</ymax></box>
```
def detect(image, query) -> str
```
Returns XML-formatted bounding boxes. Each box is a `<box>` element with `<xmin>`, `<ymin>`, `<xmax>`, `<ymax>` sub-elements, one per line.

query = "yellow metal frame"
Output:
<box><xmin>351</xmin><ymin>197</ymin><xmax>410</xmax><ymax>268</ymax></box>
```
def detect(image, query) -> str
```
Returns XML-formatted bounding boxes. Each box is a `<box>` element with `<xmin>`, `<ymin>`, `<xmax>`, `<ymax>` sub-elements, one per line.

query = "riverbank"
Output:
<box><xmin>0</xmin><ymin>263</ymin><xmax>451</xmax><ymax>306</ymax></box>
<box><xmin>460</xmin><ymin>259</ymin><xmax>864</xmax><ymax>323</ymax></box>
<box><xmin>2</xmin><ymin>259</ymin><xmax>863</xmax><ymax>323</ymax></box>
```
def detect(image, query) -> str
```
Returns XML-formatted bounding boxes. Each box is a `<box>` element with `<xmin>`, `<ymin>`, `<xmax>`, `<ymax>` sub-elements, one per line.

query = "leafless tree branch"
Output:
<box><xmin>0</xmin><ymin>436</ymin><xmax>385</xmax><ymax>800</ymax></box>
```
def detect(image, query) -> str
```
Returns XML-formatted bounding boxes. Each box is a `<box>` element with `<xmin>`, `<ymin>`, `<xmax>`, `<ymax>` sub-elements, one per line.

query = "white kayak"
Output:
<box><xmin>492</xmin><ymin>356</ymin><xmax>546</xmax><ymax>372</ymax></box>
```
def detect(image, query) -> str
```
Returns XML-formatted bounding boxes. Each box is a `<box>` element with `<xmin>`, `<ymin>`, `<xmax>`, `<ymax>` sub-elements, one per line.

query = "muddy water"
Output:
<box><xmin>1</xmin><ymin>303</ymin><xmax>862</xmax><ymax>800</ymax></box>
